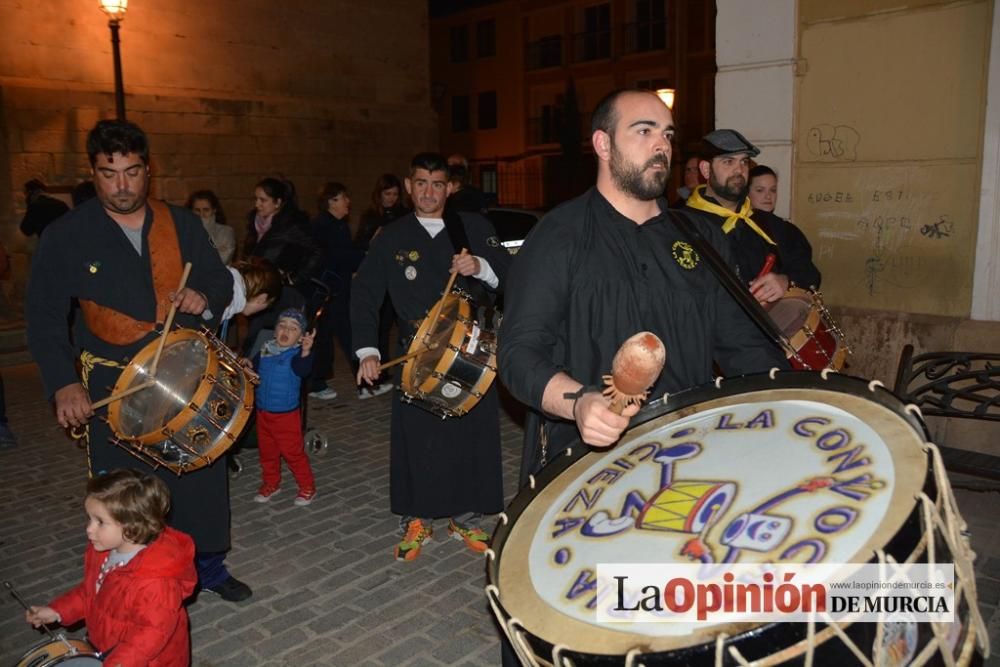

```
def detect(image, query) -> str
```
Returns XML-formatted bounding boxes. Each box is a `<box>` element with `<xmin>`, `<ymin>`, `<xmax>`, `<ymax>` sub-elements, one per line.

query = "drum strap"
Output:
<box><xmin>442</xmin><ymin>209</ymin><xmax>494</xmax><ymax>308</ymax></box>
<box><xmin>670</xmin><ymin>210</ymin><xmax>794</xmax><ymax>355</ymax></box>
<box><xmin>74</xmin><ymin>351</ymin><xmax>128</xmax><ymax>476</ymax></box>
<box><xmin>79</xmin><ymin>200</ymin><xmax>184</xmax><ymax>346</ymax></box>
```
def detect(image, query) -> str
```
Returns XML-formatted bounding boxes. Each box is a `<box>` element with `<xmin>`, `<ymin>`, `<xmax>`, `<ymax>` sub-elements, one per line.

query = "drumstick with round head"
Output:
<box><xmin>602</xmin><ymin>332</ymin><xmax>666</xmax><ymax>415</ymax></box>
<box><xmin>149</xmin><ymin>262</ymin><xmax>192</xmax><ymax>377</ymax></box>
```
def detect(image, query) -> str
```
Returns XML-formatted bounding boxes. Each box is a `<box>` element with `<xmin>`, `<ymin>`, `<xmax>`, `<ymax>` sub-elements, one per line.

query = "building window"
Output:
<box><xmin>450</xmin><ymin>25</ymin><xmax>469</xmax><ymax>63</ymax></box>
<box><xmin>480</xmin><ymin>164</ymin><xmax>498</xmax><ymax>196</ymax></box>
<box><xmin>476</xmin><ymin>19</ymin><xmax>496</xmax><ymax>58</ymax></box>
<box><xmin>636</xmin><ymin>77</ymin><xmax>670</xmax><ymax>91</ymax></box>
<box><xmin>478</xmin><ymin>91</ymin><xmax>498</xmax><ymax>130</ymax></box>
<box><xmin>527</xmin><ymin>35</ymin><xmax>563</xmax><ymax>70</ymax></box>
<box><xmin>634</xmin><ymin>0</ymin><xmax>666</xmax><ymax>52</ymax></box>
<box><xmin>452</xmin><ymin>95</ymin><xmax>470</xmax><ymax>132</ymax></box>
<box><xmin>579</xmin><ymin>3</ymin><xmax>611</xmax><ymax>62</ymax></box>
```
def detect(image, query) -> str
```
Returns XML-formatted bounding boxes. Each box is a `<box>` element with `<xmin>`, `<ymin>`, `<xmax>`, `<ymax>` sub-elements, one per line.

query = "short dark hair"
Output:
<box><xmin>749</xmin><ymin>165</ymin><xmax>777</xmax><ymax>183</ymax></box>
<box><xmin>86</xmin><ymin>119</ymin><xmax>150</xmax><ymax>167</ymax></box>
<box><xmin>409</xmin><ymin>152</ymin><xmax>449</xmax><ymax>177</ymax></box>
<box><xmin>591</xmin><ymin>89</ymin><xmax>664</xmax><ymax>135</ymax></box>
<box><xmin>254</xmin><ymin>177</ymin><xmax>290</xmax><ymax>206</ymax></box>
<box><xmin>370</xmin><ymin>173</ymin><xmax>403</xmax><ymax>214</ymax></box>
<box><xmin>185</xmin><ymin>189</ymin><xmax>227</xmax><ymax>225</ymax></box>
<box><xmin>86</xmin><ymin>469</ymin><xmax>170</xmax><ymax>545</ymax></box>
<box><xmin>317</xmin><ymin>182</ymin><xmax>348</xmax><ymax>214</ymax></box>
<box><xmin>448</xmin><ymin>163</ymin><xmax>470</xmax><ymax>186</ymax></box>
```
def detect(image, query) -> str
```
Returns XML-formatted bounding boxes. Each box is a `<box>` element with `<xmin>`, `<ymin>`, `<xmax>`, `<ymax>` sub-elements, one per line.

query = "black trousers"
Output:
<box><xmin>309</xmin><ymin>293</ymin><xmax>357</xmax><ymax>391</ymax></box>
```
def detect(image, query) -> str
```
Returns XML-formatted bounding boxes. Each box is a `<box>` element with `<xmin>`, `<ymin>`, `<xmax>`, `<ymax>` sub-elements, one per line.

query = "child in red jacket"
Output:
<box><xmin>25</xmin><ymin>469</ymin><xmax>197</xmax><ymax>667</ymax></box>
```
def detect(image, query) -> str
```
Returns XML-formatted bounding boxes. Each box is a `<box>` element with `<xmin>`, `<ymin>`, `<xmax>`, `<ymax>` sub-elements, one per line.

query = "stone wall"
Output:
<box><xmin>0</xmin><ymin>0</ymin><xmax>438</xmax><ymax>327</ymax></box>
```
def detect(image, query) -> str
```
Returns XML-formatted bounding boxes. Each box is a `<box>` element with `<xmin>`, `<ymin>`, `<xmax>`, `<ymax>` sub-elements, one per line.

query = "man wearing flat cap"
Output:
<box><xmin>685</xmin><ymin>129</ymin><xmax>820</xmax><ymax>304</ymax></box>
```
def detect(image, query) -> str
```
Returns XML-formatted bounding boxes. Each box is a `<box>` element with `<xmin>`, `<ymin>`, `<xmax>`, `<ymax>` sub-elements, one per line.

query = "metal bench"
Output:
<box><xmin>893</xmin><ymin>345</ymin><xmax>1000</xmax><ymax>480</ymax></box>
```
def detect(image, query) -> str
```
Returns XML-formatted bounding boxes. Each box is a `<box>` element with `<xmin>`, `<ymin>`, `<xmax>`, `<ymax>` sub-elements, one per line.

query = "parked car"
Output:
<box><xmin>484</xmin><ymin>207</ymin><xmax>542</xmax><ymax>255</ymax></box>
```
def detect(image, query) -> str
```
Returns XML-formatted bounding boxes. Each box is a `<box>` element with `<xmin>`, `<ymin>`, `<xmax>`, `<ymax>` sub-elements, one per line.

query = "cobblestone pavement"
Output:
<box><xmin>1</xmin><ymin>361</ymin><xmax>999</xmax><ymax>666</ymax></box>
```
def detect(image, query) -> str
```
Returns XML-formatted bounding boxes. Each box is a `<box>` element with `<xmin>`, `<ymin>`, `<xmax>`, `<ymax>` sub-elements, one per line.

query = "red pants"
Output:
<box><xmin>256</xmin><ymin>409</ymin><xmax>315</xmax><ymax>491</ymax></box>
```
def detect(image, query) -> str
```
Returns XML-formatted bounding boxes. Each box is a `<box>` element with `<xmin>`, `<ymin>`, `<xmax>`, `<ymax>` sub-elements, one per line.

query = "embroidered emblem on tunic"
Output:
<box><xmin>408</xmin><ymin>250</ymin><xmax>420</xmax><ymax>262</ymax></box>
<box><xmin>487</xmin><ymin>236</ymin><xmax>500</xmax><ymax>248</ymax></box>
<box><xmin>87</xmin><ymin>261</ymin><xmax>101</xmax><ymax>274</ymax></box>
<box><xmin>405</xmin><ymin>265</ymin><xmax>418</xmax><ymax>281</ymax></box>
<box><xmin>671</xmin><ymin>241</ymin><xmax>699</xmax><ymax>270</ymax></box>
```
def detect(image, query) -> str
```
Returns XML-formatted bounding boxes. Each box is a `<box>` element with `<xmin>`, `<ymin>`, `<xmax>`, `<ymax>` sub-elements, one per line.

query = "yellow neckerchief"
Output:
<box><xmin>686</xmin><ymin>185</ymin><xmax>776</xmax><ymax>245</ymax></box>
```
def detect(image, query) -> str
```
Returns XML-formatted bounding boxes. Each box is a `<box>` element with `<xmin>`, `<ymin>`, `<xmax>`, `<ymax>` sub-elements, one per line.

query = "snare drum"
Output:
<box><xmin>768</xmin><ymin>287</ymin><xmax>849</xmax><ymax>371</ymax></box>
<box><xmin>107</xmin><ymin>327</ymin><xmax>256</xmax><ymax>474</ymax></box>
<box><xmin>488</xmin><ymin>373</ymin><xmax>985</xmax><ymax>666</ymax></box>
<box><xmin>15</xmin><ymin>636</ymin><xmax>100</xmax><ymax>666</ymax></box>
<box><xmin>400</xmin><ymin>290</ymin><xmax>497</xmax><ymax>418</ymax></box>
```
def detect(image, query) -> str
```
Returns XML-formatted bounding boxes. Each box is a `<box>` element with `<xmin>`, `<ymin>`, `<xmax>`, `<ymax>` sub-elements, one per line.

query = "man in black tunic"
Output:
<box><xmin>352</xmin><ymin>152</ymin><xmax>511</xmax><ymax>561</ymax></box>
<box><xmin>685</xmin><ymin>129</ymin><xmax>821</xmax><ymax>303</ymax></box>
<box><xmin>499</xmin><ymin>90</ymin><xmax>788</xmax><ymax>487</ymax></box>
<box><xmin>26</xmin><ymin>120</ymin><xmax>251</xmax><ymax>601</ymax></box>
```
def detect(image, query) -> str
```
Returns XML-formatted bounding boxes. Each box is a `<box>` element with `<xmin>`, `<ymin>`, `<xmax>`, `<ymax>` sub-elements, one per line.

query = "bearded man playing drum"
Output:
<box><xmin>25</xmin><ymin>119</ymin><xmax>252</xmax><ymax>602</ymax></box>
<box><xmin>496</xmin><ymin>87</ymin><xmax>791</xmax><ymax>667</ymax></box>
<box><xmin>500</xmin><ymin>90</ymin><xmax>788</xmax><ymax>490</ymax></box>
<box><xmin>685</xmin><ymin>129</ymin><xmax>821</xmax><ymax>305</ymax></box>
<box><xmin>352</xmin><ymin>152</ymin><xmax>512</xmax><ymax>561</ymax></box>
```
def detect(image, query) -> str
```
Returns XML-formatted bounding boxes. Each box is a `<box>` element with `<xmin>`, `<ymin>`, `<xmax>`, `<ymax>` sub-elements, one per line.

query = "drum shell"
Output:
<box><xmin>400</xmin><ymin>290</ymin><xmax>497</xmax><ymax>417</ymax></box>
<box><xmin>768</xmin><ymin>288</ymin><xmax>848</xmax><ymax>371</ymax></box>
<box><xmin>488</xmin><ymin>373</ymin><xmax>981</xmax><ymax>666</ymax></box>
<box><xmin>16</xmin><ymin>637</ymin><xmax>101</xmax><ymax>666</ymax></box>
<box><xmin>106</xmin><ymin>328</ymin><xmax>254</xmax><ymax>474</ymax></box>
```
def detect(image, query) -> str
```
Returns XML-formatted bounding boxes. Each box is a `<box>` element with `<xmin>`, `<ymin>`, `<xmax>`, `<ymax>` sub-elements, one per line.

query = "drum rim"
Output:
<box><xmin>401</xmin><ymin>290</ymin><xmax>470</xmax><ymax>394</ymax></box>
<box><xmin>17</xmin><ymin>635</ymin><xmax>100</xmax><ymax>663</ymax></box>
<box><xmin>107</xmin><ymin>327</ymin><xmax>254</xmax><ymax>474</ymax></box>
<box><xmin>488</xmin><ymin>371</ymin><xmax>932</xmax><ymax>659</ymax></box>
<box><xmin>108</xmin><ymin>328</ymin><xmax>213</xmax><ymax>445</ymax></box>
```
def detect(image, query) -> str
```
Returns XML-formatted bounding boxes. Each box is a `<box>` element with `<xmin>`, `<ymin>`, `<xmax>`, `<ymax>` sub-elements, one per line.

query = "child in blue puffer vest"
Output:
<box><xmin>249</xmin><ymin>308</ymin><xmax>317</xmax><ymax>506</ymax></box>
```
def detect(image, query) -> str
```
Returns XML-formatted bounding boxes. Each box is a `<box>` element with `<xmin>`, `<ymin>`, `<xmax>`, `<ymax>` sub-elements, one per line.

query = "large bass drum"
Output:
<box><xmin>487</xmin><ymin>372</ymin><xmax>986</xmax><ymax>666</ymax></box>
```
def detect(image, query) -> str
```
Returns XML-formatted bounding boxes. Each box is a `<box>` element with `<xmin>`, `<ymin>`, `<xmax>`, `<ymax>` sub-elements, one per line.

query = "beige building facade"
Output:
<box><xmin>0</xmin><ymin>0</ymin><xmax>437</xmax><ymax>331</ymax></box>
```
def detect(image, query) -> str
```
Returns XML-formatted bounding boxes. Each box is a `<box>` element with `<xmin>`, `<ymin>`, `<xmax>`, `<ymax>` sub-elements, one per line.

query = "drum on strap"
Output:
<box><xmin>107</xmin><ymin>327</ymin><xmax>256</xmax><ymax>474</ymax></box>
<box><xmin>768</xmin><ymin>287</ymin><xmax>850</xmax><ymax>371</ymax></box>
<box><xmin>15</xmin><ymin>636</ymin><xmax>101</xmax><ymax>666</ymax></box>
<box><xmin>487</xmin><ymin>373</ymin><xmax>987</xmax><ymax>666</ymax></box>
<box><xmin>400</xmin><ymin>289</ymin><xmax>497</xmax><ymax>418</ymax></box>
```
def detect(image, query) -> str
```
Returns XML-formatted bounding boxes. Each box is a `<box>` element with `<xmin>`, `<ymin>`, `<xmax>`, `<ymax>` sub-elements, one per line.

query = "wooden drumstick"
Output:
<box><xmin>5</xmin><ymin>580</ymin><xmax>60</xmax><ymax>641</ymax></box>
<box><xmin>378</xmin><ymin>342</ymin><xmax>439</xmax><ymax>372</ymax></box>
<box><xmin>423</xmin><ymin>248</ymin><xmax>468</xmax><ymax>344</ymax></box>
<box><xmin>149</xmin><ymin>262</ymin><xmax>192</xmax><ymax>377</ymax></box>
<box><xmin>90</xmin><ymin>380</ymin><xmax>156</xmax><ymax>410</ymax></box>
<box><xmin>602</xmin><ymin>332</ymin><xmax>666</xmax><ymax>415</ymax></box>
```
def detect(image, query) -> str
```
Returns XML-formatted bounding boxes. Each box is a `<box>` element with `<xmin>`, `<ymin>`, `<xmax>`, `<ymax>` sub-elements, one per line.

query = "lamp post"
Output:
<box><xmin>99</xmin><ymin>0</ymin><xmax>128</xmax><ymax>120</ymax></box>
<box><xmin>655</xmin><ymin>87</ymin><xmax>676</xmax><ymax>110</ymax></box>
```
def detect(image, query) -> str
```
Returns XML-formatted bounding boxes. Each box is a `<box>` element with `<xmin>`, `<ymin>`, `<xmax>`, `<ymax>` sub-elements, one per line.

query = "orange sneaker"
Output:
<box><xmin>448</xmin><ymin>519</ymin><xmax>489</xmax><ymax>553</ymax></box>
<box><xmin>395</xmin><ymin>519</ymin><xmax>433</xmax><ymax>561</ymax></box>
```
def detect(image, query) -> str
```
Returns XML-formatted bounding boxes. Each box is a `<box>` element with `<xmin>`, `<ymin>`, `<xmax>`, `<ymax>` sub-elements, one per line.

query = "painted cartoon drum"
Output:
<box><xmin>106</xmin><ymin>327</ymin><xmax>256</xmax><ymax>474</ymax></box>
<box><xmin>400</xmin><ymin>289</ymin><xmax>497</xmax><ymax>418</ymax></box>
<box><xmin>15</xmin><ymin>636</ymin><xmax>101</xmax><ymax>666</ymax></box>
<box><xmin>487</xmin><ymin>373</ymin><xmax>986</xmax><ymax>666</ymax></box>
<box><xmin>768</xmin><ymin>287</ymin><xmax>850</xmax><ymax>371</ymax></box>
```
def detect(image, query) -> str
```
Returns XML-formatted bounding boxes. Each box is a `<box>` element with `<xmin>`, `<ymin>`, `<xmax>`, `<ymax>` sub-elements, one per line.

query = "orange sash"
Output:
<box><xmin>80</xmin><ymin>200</ymin><xmax>184</xmax><ymax>346</ymax></box>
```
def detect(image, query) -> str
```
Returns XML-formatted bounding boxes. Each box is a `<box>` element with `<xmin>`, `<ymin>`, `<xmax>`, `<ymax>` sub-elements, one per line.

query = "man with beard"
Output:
<box><xmin>498</xmin><ymin>90</ymin><xmax>786</xmax><ymax>486</ymax></box>
<box><xmin>26</xmin><ymin>119</ymin><xmax>253</xmax><ymax>602</ymax></box>
<box><xmin>685</xmin><ymin>130</ymin><xmax>820</xmax><ymax>304</ymax></box>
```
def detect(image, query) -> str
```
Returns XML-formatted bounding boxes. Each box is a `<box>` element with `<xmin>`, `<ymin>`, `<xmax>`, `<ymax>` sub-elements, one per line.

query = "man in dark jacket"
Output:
<box><xmin>25</xmin><ymin>119</ymin><xmax>251</xmax><ymax>602</ymax></box>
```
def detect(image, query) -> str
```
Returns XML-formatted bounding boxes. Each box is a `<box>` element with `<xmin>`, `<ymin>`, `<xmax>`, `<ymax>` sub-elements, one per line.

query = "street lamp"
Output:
<box><xmin>655</xmin><ymin>87</ymin><xmax>675</xmax><ymax>110</ymax></box>
<box><xmin>99</xmin><ymin>0</ymin><xmax>128</xmax><ymax>120</ymax></box>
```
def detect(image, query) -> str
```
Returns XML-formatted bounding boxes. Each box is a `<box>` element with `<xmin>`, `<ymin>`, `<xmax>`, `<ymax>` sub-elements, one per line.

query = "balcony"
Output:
<box><xmin>622</xmin><ymin>19</ymin><xmax>667</xmax><ymax>55</ymax></box>
<box><xmin>570</xmin><ymin>28</ymin><xmax>612</xmax><ymax>63</ymax></box>
<box><xmin>526</xmin><ymin>36</ymin><xmax>563</xmax><ymax>70</ymax></box>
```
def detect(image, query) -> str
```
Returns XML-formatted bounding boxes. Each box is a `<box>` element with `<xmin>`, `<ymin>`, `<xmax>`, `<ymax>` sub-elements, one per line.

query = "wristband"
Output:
<box><xmin>563</xmin><ymin>385</ymin><xmax>598</xmax><ymax>421</ymax></box>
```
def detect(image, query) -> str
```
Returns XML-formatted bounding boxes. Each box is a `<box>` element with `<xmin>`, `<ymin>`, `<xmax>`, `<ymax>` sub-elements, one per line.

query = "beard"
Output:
<box><xmin>99</xmin><ymin>183</ymin><xmax>148</xmax><ymax>215</ymax></box>
<box><xmin>708</xmin><ymin>170</ymin><xmax>748</xmax><ymax>204</ymax></box>
<box><xmin>609</xmin><ymin>144</ymin><xmax>669</xmax><ymax>201</ymax></box>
